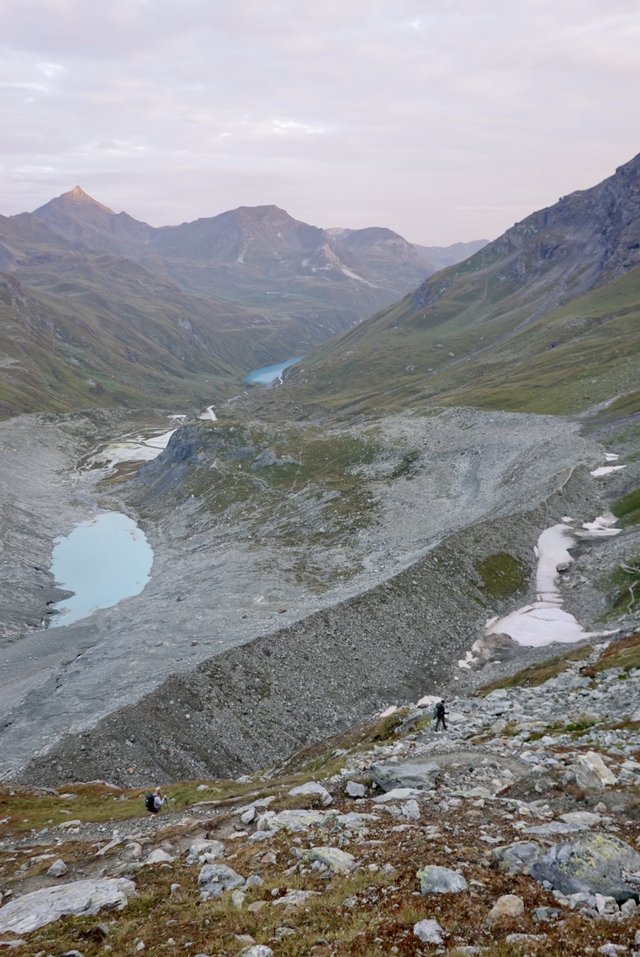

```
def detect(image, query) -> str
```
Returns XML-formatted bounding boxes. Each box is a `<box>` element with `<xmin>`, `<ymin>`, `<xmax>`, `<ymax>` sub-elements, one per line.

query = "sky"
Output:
<box><xmin>1</xmin><ymin>0</ymin><xmax>639</xmax><ymax>246</ymax></box>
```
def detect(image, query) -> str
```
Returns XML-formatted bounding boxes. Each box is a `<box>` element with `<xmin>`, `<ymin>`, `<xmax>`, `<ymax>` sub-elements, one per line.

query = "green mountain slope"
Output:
<box><xmin>0</xmin><ymin>268</ymin><xmax>243</xmax><ymax>417</ymax></box>
<box><xmin>280</xmin><ymin>153</ymin><xmax>640</xmax><ymax>417</ymax></box>
<box><xmin>0</xmin><ymin>213</ymin><xmax>261</xmax><ymax>415</ymax></box>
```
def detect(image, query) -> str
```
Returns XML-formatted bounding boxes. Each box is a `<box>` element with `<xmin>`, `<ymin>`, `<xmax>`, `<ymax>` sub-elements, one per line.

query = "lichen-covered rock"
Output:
<box><xmin>529</xmin><ymin>834</ymin><xmax>640</xmax><ymax>903</ymax></box>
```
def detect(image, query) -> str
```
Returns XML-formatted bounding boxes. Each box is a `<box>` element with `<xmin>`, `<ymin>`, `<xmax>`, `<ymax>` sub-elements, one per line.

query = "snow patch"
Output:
<box><xmin>87</xmin><ymin>429</ymin><xmax>176</xmax><ymax>471</ymax></box>
<box><xmin>591</xmin><ymin>465</ymin><xmax>626</xmax><ymax>477</ymax></box>
<box><xmin>459</xmin><ymin>513</ymin><xmax>620</xmax><ymax>665</ymax></box>
<box><xmin>199</xmin><ymin>406</ymin><xmax>217</xmax><ymax>422</ymax></box>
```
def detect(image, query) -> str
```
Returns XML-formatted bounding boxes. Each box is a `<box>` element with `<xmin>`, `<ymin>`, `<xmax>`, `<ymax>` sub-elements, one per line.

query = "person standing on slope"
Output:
<box><xmin>434</xmin><ymin>699</ymin><xmax>447</xmax><ymax>731</ymax></box>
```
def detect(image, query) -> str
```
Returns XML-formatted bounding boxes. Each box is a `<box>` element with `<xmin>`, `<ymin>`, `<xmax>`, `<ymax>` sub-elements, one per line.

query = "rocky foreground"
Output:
<box><xmin>0</xmin><ymin>633</ymin><xmax>638</xmax><ymax>956</ymax></box>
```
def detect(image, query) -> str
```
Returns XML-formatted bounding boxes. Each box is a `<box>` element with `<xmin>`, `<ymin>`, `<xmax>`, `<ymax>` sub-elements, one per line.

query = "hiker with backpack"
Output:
<box><xmin>145</xmin><ymin>787</ymin><xmax>166</xmax><ymax>814</ymax></box>
<box><xmin>433</xmin><ymin>699</ymin><xmax>448</xmax><ymax>732</ymax></box>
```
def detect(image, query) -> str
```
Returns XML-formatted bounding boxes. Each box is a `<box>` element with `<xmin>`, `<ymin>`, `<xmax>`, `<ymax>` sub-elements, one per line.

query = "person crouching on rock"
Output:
<box><xmin>435</xmin><ymin>699</ymin><xmax>447</xmax><ymax>731</ymax></box>
<box><xmin>145</xmin><ymin>787</ymin><xmax>166</xmax><ymax>814</ymax></box>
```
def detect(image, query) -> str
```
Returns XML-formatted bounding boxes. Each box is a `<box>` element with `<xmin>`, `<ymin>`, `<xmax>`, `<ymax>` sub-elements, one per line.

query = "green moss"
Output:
<box><xmin>602</xmin><ymin>560</ymin><xmax>640</xmax><ymax>616</ymax></box>
<box><xmin>476</xmin><ymin>552</ymin><xmax>527</xmax><ymax>598</ymax></box>
<box><xmin>477</xmin><ymin>644</ymin><xmax>592</xmax><ymax>695</ymax></box>
<box><xmin>581</xmin><ymin>631</ymin><xmax>640</xmax><ymax>675</ymax></box>
<box><xmin>611</xmin><ymin>486</ymin><xmax>640</xmax><ymax>526</ymax></box>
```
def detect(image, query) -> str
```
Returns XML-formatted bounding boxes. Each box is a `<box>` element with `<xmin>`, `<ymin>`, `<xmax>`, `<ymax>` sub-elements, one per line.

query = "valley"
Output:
<box><xmin>0</xmin><ymin>395</ymin><xmax>635</xmax><ymax>788</ymax></box>
<box><xmin>1</xmin><ymin>155</ymin><xmax>639</xmax><ymax>798</ymax></box>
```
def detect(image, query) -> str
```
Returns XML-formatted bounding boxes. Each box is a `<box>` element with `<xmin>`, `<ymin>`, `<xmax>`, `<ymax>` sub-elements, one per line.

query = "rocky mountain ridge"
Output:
<box><xmin>0</xmin><ymin>632</ymin><xmax>638</xmax><ymax>955</ymax></box>
<box><xmin>279</xmin><ymin>152</ymin><xmax>640</xmax><ymax>419</ymax></box>
<box><xmin>0</xmin><ymin>187</ymin><xmax>484</xmax><ymax>416</ymax></box>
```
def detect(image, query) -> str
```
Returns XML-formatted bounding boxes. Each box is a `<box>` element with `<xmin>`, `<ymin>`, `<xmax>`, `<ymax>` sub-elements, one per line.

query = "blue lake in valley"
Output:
<box><xmin>49</xmin><ymin>512</ymin><xmax>153</xmax><ymax>628</ymax></box>
<box><xmin>244</xmin><ymin>356</ymin><xmax>304</xmax><ymax>385</ymax></box>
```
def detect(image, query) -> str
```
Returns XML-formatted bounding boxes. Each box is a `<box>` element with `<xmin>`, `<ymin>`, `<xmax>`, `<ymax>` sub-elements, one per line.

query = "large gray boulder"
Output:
<box><xmin>302</xmin><ymin>847</ymin><xmax>356</xmax><ymax>874</ymax></box>
<box><xmin>493</xmin><ymin>842</ymin><xmax>542</xmax><ymax>875</ymax></box>
<box><xmin>529</xmin><ymin>834</ymin><xmax>640</xmax><ymax>903</ymax></box>
<box><xmin>198</xmin><ymin>863</ymin><xmax>245</xmax><ymax>900</ymax></box>
<box><xmin>371</xmin><ymin>760</ymin><xmax>439</xmax><ymax>792</ymax></box>
<box><xmin>417</xmin><ymin>865</ymin><xmax>468</xmax><ymax>895</ymax></box>
<box><xmin>574</xmin><ymin>752</ymin><xmax>618</xmax><ymax>790</ymax></box>
<box><xmin>0</xmin><ymin>878</ymin><xmax>135</xmax><ymax>934</ymax></box>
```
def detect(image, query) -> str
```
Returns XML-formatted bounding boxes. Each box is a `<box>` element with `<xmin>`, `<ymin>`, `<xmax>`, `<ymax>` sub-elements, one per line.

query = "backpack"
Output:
<box><xmin>432</xmin><ymin>704</ymin><xmax>439</xmax><ymax>719</ymax></box>
<box><xmin>145</xmin><ymin>792</ymin><xmax>156</xmax><ymax>813</ymax></box>
<box><xmin>436</xmin><ymin>702</ymin><xmax>445</xmax><ymax>719</ymax></box>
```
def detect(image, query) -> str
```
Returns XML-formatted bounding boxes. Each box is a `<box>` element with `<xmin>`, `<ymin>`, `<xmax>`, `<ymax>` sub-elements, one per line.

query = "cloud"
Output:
<box><xmin>0</xmin><ymin>0</ymin><xmax>638</xmax><ymax>243</ymax></box>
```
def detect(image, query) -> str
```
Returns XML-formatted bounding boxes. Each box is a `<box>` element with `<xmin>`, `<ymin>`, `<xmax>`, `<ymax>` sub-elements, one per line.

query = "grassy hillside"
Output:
<box><xmin>0</xmin><ymin>268</ymin><xmax>244</xmax><ymax>417</ymax></box>
<box><xmin>278</xmin><ymin>155</ymin><xmax>640</xmax><ymax>419</ymax></box>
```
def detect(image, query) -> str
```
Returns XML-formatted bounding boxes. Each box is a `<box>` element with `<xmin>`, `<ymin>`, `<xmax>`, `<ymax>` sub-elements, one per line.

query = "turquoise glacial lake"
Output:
<box><xmin>49</xmin><ymin>512</ymin><xmax>153</xmax><ymax>628</ymax></box>
<box><xmin>245</xmin><ymin>356</ymin><xmax>304</xmax><ymax>385</ymax></box>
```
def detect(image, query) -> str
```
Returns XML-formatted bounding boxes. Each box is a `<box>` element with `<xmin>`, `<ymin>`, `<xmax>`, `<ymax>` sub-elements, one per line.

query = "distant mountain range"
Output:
<box><xmin>283</xmin><ymin>153</ymin><xmax>640</xmax><ymax>419</ymax></box>
<box><xmin>0</xmin><ymin>189</ymin><xmax>484</xmax><ymax>416</ymax></box>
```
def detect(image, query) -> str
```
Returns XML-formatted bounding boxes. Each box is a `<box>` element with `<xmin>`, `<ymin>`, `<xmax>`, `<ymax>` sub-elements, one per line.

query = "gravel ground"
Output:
<box><xmin>0</xmin><ymin>405</ymin><xmax>633</xmax><ymax>782</ymax></box>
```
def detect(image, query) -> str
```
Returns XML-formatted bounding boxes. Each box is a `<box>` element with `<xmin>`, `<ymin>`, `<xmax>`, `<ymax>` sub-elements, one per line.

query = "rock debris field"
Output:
<box><xmin>0</xmin><ymin>633</ymin><xmax>638</xmax><ymax>955</ymax></box>
<box><xmin>2</xmin><ymin>402</ymin><xmax>636</xmax><ymax>783</ymax></box>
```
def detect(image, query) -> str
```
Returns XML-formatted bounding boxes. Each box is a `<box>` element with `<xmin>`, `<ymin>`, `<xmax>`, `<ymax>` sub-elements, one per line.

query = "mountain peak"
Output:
<box><xmin>59</xmin><ymin>186</ymin><xmax>113</xmax><ymax>212</ymax></box>
<box><xmin>33</xmin><ymin>186</ymin><xmax>114</xmax><ymax>217</ymax></box>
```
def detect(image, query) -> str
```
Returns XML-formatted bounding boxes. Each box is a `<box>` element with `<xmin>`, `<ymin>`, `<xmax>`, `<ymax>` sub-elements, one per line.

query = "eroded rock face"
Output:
<box><xmin>0</xmin><ymin>878</ymin><xmax>136</xmax><ymax>934</ymax></box>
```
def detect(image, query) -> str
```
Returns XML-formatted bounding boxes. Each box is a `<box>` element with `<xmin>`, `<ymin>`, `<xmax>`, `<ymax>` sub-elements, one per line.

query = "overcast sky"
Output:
<box><xmin>1</xmin><ymin>0</ymin><xmax>638</xmax><ymax>245</ymax></box>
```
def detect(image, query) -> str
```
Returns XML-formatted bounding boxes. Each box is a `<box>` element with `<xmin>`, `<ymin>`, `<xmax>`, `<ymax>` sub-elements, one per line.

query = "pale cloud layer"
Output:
<box><xmin>1</xmin><ymin>0</ymin><xmax>638</xmax><ymax>244</ymax></box>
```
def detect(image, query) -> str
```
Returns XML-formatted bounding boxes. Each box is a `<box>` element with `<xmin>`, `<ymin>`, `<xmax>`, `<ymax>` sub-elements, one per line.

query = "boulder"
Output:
<box><xmin>371</xmin><ymin>760</ymin><xmax>438</xmax><ymax>792</ymax></box>
<box><xmin>0</xmin><ymin>879</ymin><xmax>135</xmax><ymax>934</ymax></box>
<box><xmin>185</xmin><ymin>839</ymin><xmax>225</xmax><ymax>865</ymax></box>
<box><xmin>302</xmin><ymin>847</ymin><xmax>356</xmax><ymax>874</ymax></box>
<box><xmin>46</xmin><ymin>859</ymin><xmax>68</xmax><ymax>878</ymax></box>
<box><xmin>198</xmin><ymin>863</ymin><xmax>245</xmax><ymax>900</ymax></box>
<box><xmin>486</xmin><ymin>894</ymin><xmax>525</xmax><ymax>925</ymax></box>
<box><xmin>257</xmin><ymin>809</ymin><xmax>329</xmax><ymax>832</ymax></box>
<box><xmin>574</xmin><ymin>752</ymin><xmax>618</xmax><ymax>790</ymax></box>
<box><xmin>413</xmin><ymin>919</ymin><xmax>446</xmax><ymax>944</ymax></box>
<box><xmin>345</xmin><ymin>781</ymin><xmax>366</xmax><ymax>799</ymax></box>
<box><xmin>417</xmin><ymin>865</ymin><xmax>468</xmax><ymax>895</ymax></box>
<box><xmin>529</xmin><ymin>834</ymin><xmax>640</xmax><ymax>903</ymax></box>
<box><xmin>287</xmin><ymin>781</ymin><xmax>333</xmax><ymax>807</ymax></box>
<box><xmin>493</xmin><ymin>842</ymin><xmax>542</xmax><ymax>875</ymax></box>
